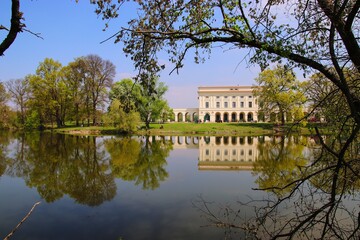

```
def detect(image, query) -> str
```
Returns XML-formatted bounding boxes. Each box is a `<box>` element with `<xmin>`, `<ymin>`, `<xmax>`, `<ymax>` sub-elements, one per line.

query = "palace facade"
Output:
<box><xmin>173</xmin><ymin>86</ymin><xmax>258</xmax><ymax>122</ymax></box>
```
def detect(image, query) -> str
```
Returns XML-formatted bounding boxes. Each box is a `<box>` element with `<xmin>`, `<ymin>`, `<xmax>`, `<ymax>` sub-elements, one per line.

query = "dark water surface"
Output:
<box><xmin>0</xmin><ymin>132</ymin><xmax>319</xmax><ymax>239</ymax></box>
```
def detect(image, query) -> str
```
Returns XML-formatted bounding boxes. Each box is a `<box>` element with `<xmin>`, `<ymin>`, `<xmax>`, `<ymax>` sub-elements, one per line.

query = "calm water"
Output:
<box><xmin>0</xmin><ymin>132</ymin><xmax>320</xmax><ymax>239</ymax></box>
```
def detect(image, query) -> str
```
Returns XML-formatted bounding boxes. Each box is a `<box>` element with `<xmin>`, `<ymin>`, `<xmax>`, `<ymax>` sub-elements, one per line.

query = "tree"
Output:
<box><xmin>305</xmin><ymin>70</ymin><xmax>357</xmax><ymax>125</ymax></box>
<box><xmin>91</xmin><ymin>1</ymin><xmax>360</xmax><ymax>238</ymax></box>
<box><xmin>5</xmin><ymin>78</ymin><xmax>30</xmax><ymax>125</ymax></box>
<box><xmin>110</xmin><ymin>77</ymin><xmax>170</xmax><ymax>129</ymax></box>
<box><xmin>0</xmin><ymin>82</ymin><xmax>12</xmax><ymax>128</ymax></box>
<box><xmin>103</xmin><ymin>99</ymin><xmax>140</xmax><ymax>132</ymax></box>
<box><xmin>83</xmin><ymin>54</ymin><xmax>115</xmax><ymax>126</ymax></box>
<box><xmin>0</xmin><ymin>0</ymin><xmax>23</xmax><ymax>56</ymax></box>
<box><xmin>109</xmin><ymin>78</ymin><xmax>139</xmax><ymax>113</ymax></box>
<box><xmin>63</xmin><ymin>58</ymin><xmax>87</xmax><ymax>126</ymax></box>
<box><xmin>253</xmin><ymin>65</ymin><xmax>306</xmax><ymax>125</ymax></box>
<box><xmin>27</xmin><ymin>58</ymin><xmax>69</xmax><ymax>128</ymax></box>
<box><xmin>136</xmin><ymin>76</ymin><xmax>169</xmax><ymax>129</ymax></box>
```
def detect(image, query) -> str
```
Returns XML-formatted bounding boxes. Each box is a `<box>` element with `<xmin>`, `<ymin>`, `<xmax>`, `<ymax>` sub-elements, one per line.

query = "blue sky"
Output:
<box><xmin>0</xmin><ymin>0</ymin><xmax>260</xmax><ymax>108</ymax></box>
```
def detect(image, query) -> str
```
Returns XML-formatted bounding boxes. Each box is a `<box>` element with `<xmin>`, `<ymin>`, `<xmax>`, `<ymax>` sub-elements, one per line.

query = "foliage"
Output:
<box><xmin>304</xmin><ymin>69</ymin><xmax>359</xmax><ymax>126</ymax></box>
<box><xmin>27</xmin><ymin>58</ymin><xmax>69</xmax><ymax>128</ymax></box>
<box><xmin>109</xmin><ymin>78</ymin><xmax>139</xmax><ymax>113</ymax></box>
<box><xmin>253</xmin><ymin>65</ymin><xmax>307</xmax><ymax>125</ymax></box>
<box><xmin>103</xmin><ymin>99</ymin><xmax>140</xmax><ymax>132</ymax></box>
<box><xmin>110</xmin><ymin>77</ymin><xmax>170</xmax><ymax>129</ymax></box>
<box><xmin>83</xmin><ymin>54</ymin><xmax>116</xmax><ymax>125</ymax></box>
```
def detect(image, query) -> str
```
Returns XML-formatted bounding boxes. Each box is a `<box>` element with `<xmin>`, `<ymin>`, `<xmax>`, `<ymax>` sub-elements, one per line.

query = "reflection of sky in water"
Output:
<box><xmin>0</xmin><ymin>145</ymin><xmax>264</xmax><ymax>240</ymax></box>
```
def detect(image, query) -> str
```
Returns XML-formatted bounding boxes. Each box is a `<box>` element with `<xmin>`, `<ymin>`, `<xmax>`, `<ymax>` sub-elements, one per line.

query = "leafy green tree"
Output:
<box><xmin>110</xmin><ymin>77</ymin><xmax>170</xmax><ymax>129</ymax></box>
<box><xmin>83</xmin><ymin>54</ymin><xmax>115</xmax><ymax>126</ymax></box>
<box><xmin>305</xmin><ymin>70</ymin><xmax>358</xmax><ymax>125</ymax></box>
<box><xmin>27</xmin><ymin>58</ymin><xmax>70</xmax><ymax>128</ymax></box>
<box><xmin>253</xmin><ymin>65</ymin><xmax>307</xmax><ymax>125</ymax></box>
<box><xmin>63</xmin><ymin>58</ymin><xmax>87</xmax><ymax>126</ymax></box>
<box><xmin>136</xmin><ymin>76</ymin><xmax>169</xmax><ymax>129</ymax></box>
<box><xmin>109</xmin><ymin>78</ymin><xmax>139</xmax><ymax>113</ymax></box>
<box><xmin>103</xmin><ymin>99</ymin><xmax>140</xmax><ymax>132</ymax></box>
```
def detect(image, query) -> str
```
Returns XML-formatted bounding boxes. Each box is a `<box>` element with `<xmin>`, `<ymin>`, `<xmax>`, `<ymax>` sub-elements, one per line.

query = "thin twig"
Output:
<box><xmin>4</xmin><ymin>201</ymin><xmax>41</xmax><ymax>240</ymax></box>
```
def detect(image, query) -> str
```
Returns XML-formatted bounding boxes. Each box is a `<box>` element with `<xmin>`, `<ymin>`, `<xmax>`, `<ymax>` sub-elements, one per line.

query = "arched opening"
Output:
<box><xmin>185</xmin><ymin>112</ymin><xmax>191</xmax><ymax>122</ymax></box>
<box><xmin>204</xmin><ymin>113</ymin><xmax>210</xmax><ymax>122</ymax></box>
<box><xmin>215</xmin><ymin>112</ymin><xmax>222</xmax><ymax>122</ymax></box>
<box><xmin>247</xmin><ymin>112</ymin><xmax>253</xmax><ymax>122</ymax></box>
<box><xmin>239</xmin><ymin>112</ymin><xmax>245</xmax><ymax>122</ymax></box>
<box><xmin>231</xmin><ymin>112</ymin><xmax>237</xmax><ymax>122</ymax></box>
<box><xmin>215</xmin><ymin>136</ymin><xmax>222</xmax><ymax>145</ymax></box>
<box><xmin>177</xmin><ymin>112</ymin><xmax>183</xmax><ymax>122</ymax></box>
<box><xmin>192</xmin><ymin>112</ymin><xmax>198</xmax><ymax>122</ymax></box>
<box><xmin>223</xmin><ymin>112</ymin><xmax>229</xmax><ymax>122</ymax></box>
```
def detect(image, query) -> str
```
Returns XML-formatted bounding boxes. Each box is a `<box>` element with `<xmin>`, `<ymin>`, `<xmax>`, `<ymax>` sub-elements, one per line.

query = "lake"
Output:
<box><xmin>0</xmin><ymin>132</ymin><xmax>357</xmax><ymax>239</ymax></box>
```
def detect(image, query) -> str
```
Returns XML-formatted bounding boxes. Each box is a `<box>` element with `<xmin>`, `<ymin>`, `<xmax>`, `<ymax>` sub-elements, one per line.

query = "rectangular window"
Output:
<box><xmin>216</xmin><ymin>102</ymin><xmax>220</xmax><ymax>108</ymax></box>
<box><xmin>249</xmin><ymin>96</ymin><xmax>252</xmax><ymax>98</ymax></box>
<box><xmin>240</xmin><ymin>102</ymin><xmax>244</xmax><ymax>107</ymax></box>
<box><xmin>224</xmin><ymin>102</ymin><xmax>228</xmax><ymax>108</ymax></box>
<box><xmin>249</xmin><ymin>101</ymin><xmax>252</xmax><ymax>108</ymax></box>
<box><xmin>205</xmin><ymin>102</ymin><xmax>209</xmax><ymax>108</ymax></box>
<box><xmin>232</xmin><ymin>102</ymin><xmax>236</xmax><ymax>108</ymax></box>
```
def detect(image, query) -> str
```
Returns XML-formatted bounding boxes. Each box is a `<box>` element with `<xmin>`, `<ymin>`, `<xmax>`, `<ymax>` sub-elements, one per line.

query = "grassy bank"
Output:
<box><xmin>52</xmin><ymin>122</ymin><xmax>314</xmax><ymax>136</ymax></box>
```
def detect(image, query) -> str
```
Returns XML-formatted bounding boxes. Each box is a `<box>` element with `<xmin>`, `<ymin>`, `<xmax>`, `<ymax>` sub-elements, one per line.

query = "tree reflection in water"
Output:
<box><xmin>0</xmin><ymin>132</ymin><xmax>172</xmax><ymax>206</ymax></box>
<box><xmin>105</xmin><ymin>135</ymin><xmax>172</xmax><ymax>190</ymax></box>
<box><xmin>195</xmin><ymin>135</ymin><xmax>360</xmax><ymax>239</ymax></box>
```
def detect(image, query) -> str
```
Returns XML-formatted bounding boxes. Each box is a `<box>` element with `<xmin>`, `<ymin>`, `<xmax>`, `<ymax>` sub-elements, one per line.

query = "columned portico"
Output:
<box><xmin>173</xmin><ymin>108</ymin><xmax>198</xmax><ymax>122</ymax></box>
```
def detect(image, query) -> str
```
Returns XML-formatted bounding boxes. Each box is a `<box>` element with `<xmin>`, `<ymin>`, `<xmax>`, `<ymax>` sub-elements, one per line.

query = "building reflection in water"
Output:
<box><xmin>148</xmin><ymin>135</ymin><xmax>265</xmax><ymax>170</ymax></box>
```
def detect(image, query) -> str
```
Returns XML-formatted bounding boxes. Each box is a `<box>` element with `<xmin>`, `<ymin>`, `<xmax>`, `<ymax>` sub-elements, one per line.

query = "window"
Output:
<box><xmin>240</xmin><ymin>102</ymin><xmax>244</xmax><ymax>107</ymax></box>
<box><xmin>216</xmin><ymin>96</ymin><xmax>220</xmax><ymax>99</ymax></box>
<box><xmin>232</xmin><ymin>96</ymin><xmax>236</xmax><ymax>98</ymax></box>
<box><xmin>240</xmin><ymin>96</ymin><xmax>244</xmax><ymax>98</ymax></box>
<box><xmin>224</xmin><ymin>96</ymin><xmax>228</xmax><ymax>98</ymax></box>
<box><xmin>249</xmin><ymin>96</ymin><xmax>252</xmax><ymax>98</ymax></box>
<box><xmin>216</xmin><ymin>102</ymin><xmax>220</xmax><ymax>108</ymax></box>
<box><xmin>249</xmin><ymin>101</ymin><xmax>253</xmax><ymax>108</ymax></box>
<box><xmin>205</xmin><ymin>149</ymin><xmax>210</xmax><ymax>155</ymax></box>
<box><xmin>232</xmin><ymin>102</ymin><xmax>236</xmax><ymax>108</ymax></box>
<box><xmin>205</xmin><ymin>102</ymin><xmax>209</xmax><ymax>108</ymax></box>
<box><xmin>224</xmin><ymin>102</ymin><xmax>228</xmax><ymax>108</ymax></box>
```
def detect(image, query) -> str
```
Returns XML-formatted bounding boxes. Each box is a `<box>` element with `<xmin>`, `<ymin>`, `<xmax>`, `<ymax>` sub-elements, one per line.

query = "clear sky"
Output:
<box><xmin>0</xmin><ymin>0</ymin><xmax>260</xmax><ymax>108</ymax></box>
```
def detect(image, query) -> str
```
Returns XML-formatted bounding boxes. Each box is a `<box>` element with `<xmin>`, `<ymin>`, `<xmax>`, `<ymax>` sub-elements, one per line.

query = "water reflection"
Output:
<box><xmin>1</xmin><ymin>132</ymin><xmax>359</xmax><ymax>239</ymax></box>
<box><xmin>105</xmin><ymin>136</ymin><xmax>172</xmax><ymax>190</ymax></box>
<box><xmin>0</xmin><ymin>133</ymin><xmax>321</xmax><ymax>206</ymax></box>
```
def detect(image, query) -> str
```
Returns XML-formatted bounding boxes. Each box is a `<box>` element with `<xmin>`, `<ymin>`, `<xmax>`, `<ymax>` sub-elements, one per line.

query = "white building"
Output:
<box><xmin>173</xmin><ymin>86</ymin><xmax>259</xmax><ymax>122</ymax></box>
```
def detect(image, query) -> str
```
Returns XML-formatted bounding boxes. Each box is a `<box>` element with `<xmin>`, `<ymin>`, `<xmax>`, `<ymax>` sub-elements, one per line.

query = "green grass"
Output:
<box><xmin>145</xmin><ymin>122</ymin><xmax>273</xmax><ymax>134</ymax></box>
<box><xmin>51</xmin><ymin>122</ymin><xmax>318</xmax><ymax>136</ymax></box>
